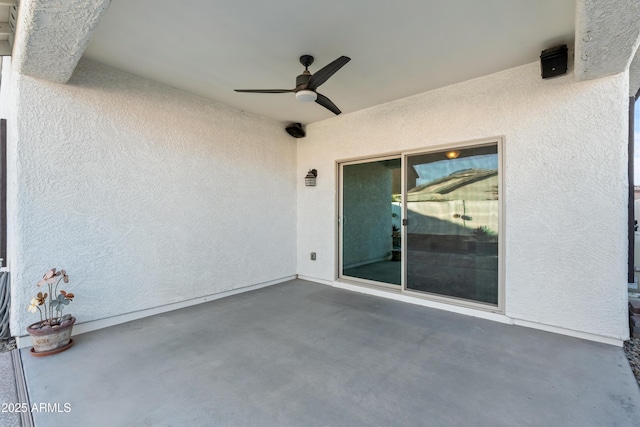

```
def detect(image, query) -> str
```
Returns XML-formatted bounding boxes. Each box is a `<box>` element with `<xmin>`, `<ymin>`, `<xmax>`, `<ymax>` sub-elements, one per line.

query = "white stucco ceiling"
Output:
<box><xmin>82</xmin><ymin>0</ymin><xmax>576</xmax><ymax>124</ymax></box>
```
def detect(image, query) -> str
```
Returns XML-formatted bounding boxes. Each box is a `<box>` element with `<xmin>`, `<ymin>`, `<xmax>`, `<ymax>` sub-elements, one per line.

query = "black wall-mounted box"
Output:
<box><xmin>285</xmin><ymin>122</ymin><xmax>305</xmax><ymax>138</ymax></box>
<box><xmin>540</xmin><ymin>45</ymin><xmax>568</xmax><ymax>79</ymax></box>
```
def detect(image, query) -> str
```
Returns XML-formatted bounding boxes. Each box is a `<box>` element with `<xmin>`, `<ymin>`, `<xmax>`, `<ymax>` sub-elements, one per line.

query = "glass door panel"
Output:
<box><xmin>405</xmin><ymin>145</ymin><xmax>499</xmax><ymax>305</ymax></box>
<box><xmin>341</xmin><ymin>158</ymin><xmax>401</xmax><ymax>286</ymax></box>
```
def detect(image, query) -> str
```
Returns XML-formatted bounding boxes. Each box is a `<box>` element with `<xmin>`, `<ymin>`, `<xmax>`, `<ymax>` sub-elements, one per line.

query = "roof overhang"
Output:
<box><xmin>573</xmin><ymin>0</ymin><xmax>640</xmax><ymax>96</ymax></box>
<box><xmin>11</xmin><ymin>0</ymin><xmax>110</xmax><ymax>83</ymax></box>
<box><xmin>9</xmin><ymin>1</ymin><xmax>640</xmax><ymax>107</ymax></box>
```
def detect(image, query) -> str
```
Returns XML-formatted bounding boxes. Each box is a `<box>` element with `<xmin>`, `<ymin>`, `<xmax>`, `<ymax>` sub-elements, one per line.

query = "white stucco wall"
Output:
<box><xmin>8</xmin><ymin>58</ymin><xmax>297</xmax><ymax>334</ymax></box>
<box><xmin>297</xmin><ymin>61</ymin><xmax>629</xmax><ymax>341</ymax></box>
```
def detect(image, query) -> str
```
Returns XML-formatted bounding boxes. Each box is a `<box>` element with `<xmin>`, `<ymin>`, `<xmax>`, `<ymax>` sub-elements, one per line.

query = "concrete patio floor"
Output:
<box><xmin>19</xmin><ymin>279</ymin><xmax>640</xmax><ymax>426</ymax></box>
<box><xmin>0</xmin><ymin>351</ymin><xmax>20</xmax><ymax>427</ymax></box>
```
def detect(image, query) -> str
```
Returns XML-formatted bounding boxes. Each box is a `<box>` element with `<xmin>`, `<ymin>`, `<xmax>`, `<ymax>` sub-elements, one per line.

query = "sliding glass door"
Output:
<box><xmin>405</xmin><ymin>144</ymin><xmax>499</xmax><ymax>305</ymax></box>
<box><xmin>339</xmin><ymin>140</ymin><xmax>502</xmax><ymax>309</ymax></box>
<box><xmin>340</xmin><ymin>157</ymin><xmax>402</xmax><ymax>286</ymax></box>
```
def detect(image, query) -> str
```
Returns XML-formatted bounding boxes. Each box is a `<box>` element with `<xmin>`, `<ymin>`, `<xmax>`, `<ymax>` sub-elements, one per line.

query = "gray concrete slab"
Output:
<box><xmin>0</xmin><ymin>351</ymin><xmax>21</xmax><ymax>427</ymax></box>
<box><xmin>20</xmin><ymin>280</ymin><xmax>640</xmax><ymax>426</ymax></box>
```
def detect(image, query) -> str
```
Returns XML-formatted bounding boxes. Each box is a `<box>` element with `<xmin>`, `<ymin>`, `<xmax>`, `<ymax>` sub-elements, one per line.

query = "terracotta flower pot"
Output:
<box><xmin>26</xmin><ymin>317</ymin><xmax>75</xmax><ymax>356</ymax></box>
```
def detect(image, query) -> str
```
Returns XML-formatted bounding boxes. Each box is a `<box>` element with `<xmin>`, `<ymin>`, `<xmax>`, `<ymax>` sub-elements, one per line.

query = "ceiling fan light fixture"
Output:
<box><xmin>235</xmin><ymin>55</ymin><xmax>350</xmax><ymax>115</ymax></box>
<box><xmin>295</xmin><ymin>90</ymin><xmax>317</xmax><ymax>102</ymax></box>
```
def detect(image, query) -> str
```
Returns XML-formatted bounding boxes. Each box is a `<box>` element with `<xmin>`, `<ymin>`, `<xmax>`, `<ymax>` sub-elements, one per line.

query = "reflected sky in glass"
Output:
<box><xmin>413</xmin><ymin>153</ymin><xmax>498</xmax><ymax>187</ymax></box>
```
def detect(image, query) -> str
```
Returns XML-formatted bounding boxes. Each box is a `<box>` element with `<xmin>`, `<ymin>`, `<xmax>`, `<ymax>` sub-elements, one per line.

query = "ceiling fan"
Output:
<box><xmin>235</xmin><ymin>55</ymin><xmax>351</xmax><ymax>115</ymax></box>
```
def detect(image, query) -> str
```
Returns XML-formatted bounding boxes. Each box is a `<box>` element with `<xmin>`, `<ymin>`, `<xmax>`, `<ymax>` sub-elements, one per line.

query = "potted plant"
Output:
<box><xmin>26</xmin><ymin>268</ymin><xmax>76</xmax><ymax>356</ymax></box>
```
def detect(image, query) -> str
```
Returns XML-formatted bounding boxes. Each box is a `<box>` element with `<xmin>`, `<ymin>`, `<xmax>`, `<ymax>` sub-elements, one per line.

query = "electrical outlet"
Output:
<box><xmin>310</xmin><ymin>252</ymin><xmax>316</xmax><ymax>260</ymax></box>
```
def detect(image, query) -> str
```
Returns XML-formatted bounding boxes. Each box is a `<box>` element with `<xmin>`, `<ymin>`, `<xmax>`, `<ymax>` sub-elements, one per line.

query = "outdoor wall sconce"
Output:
<box><xmin>445</xmin><ymin>150</ymin><xmax>460</xmax><ymax>159</ymax></box>
<box><xmin>305</xmin><ymin>169</ymin><xmax>317</xmax><ymax>186</ymax></box>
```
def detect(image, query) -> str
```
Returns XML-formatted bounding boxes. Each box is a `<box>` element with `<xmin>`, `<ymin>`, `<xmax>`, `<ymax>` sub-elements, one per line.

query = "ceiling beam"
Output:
<box><xmin>12</xmin><ymin>0</ymin><xmax>111</xmax><ymax>83</ymax></box>
<box><xmin>574</xmin><ymin>0</ymin><xmax>640</xmax><ymax>82</ymax></box>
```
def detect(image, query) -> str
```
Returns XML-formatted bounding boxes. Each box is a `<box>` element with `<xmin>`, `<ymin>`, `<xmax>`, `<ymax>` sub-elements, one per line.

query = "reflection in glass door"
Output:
<box><xmin>405</xmin><ymin>145</ymin><xmax>499</xmax><ymax>305</ymax></box>
<box><xmin>341</xmin><ymin>158</ymin><xmax>402</xmax><ymax>286</ymax></box>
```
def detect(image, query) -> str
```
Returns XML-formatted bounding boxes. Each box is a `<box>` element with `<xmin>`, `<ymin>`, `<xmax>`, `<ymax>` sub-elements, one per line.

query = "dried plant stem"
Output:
<box><xmin>54</xmin><ymin>277</ymin><xmax>62</xmax><ymax>299</ymax></box>
<box><xmin>48</xmin><ymin>283</ymin><xmax>54</xmax><ymax>323</ymax></box>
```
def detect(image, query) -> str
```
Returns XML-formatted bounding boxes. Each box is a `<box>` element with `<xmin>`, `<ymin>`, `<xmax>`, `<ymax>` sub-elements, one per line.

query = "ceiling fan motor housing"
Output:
<box><xmin>296</xmin><ymin>72</ymin><xmax>311</xmax><ymax>88</ymax></box>
<box><xmin>285</xmin><ymin>122</ymin><xmax>305</xmax><ymax>138</ymax></box>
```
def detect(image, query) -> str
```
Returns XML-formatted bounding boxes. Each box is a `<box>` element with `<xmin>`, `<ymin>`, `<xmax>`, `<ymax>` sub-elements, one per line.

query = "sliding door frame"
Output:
<box><xmin>338</xmin><ymin>153</ymin><xmax>403</xmax><ymax>290</ymax></box>
<box><xmin>401</xmin><ymin>137</ymin><xmax>505</xmax><ymax>313</ymax></box>
<box><xmin>336</xmin><ymin>136</ymin><xmax>505</xmax><ymax>314</ymax></box>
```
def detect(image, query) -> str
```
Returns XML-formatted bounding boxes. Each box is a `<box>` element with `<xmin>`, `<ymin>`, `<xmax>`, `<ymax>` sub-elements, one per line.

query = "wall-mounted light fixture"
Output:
<box><xmin>445</xmin><ymin>150</ymin><xmax>461</xmax><ymax>159</ymax></box>
<box><xmin>295</xmin><ymin>90</ymin><xmax>318</xmax><ymax>102</ymax></box>
<box><xmin>305</xmin><ymin>169</ymin><xmax>317</xmax><ymax>186</ymax></box>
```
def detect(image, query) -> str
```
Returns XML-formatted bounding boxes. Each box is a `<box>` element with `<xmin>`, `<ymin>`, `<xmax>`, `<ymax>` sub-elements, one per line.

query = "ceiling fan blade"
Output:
<box><xmin>307</xmin><ymin>56</ymin><xmax>351</xmax><ymax>90</ymax></box>
<box><xmin>315</xmin><ymin>93</ymin><xmax>342</xmax><ymax>115</ymax></box>
<box><xmin>234</xmin><ymin>89</ymin><xmax>293</xmax><ymax>93</ymax></box>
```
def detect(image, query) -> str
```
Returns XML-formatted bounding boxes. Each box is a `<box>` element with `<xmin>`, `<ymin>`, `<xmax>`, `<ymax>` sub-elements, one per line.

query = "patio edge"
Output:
<box><xmin>15</xmin><ymin>275</ymin><xmax>296</xmax><ymax>349</ymax></box>
<box><xmin>298</xmin><ymin>275</ymin><xmax>625</xmax><ymax>347</ymax></box>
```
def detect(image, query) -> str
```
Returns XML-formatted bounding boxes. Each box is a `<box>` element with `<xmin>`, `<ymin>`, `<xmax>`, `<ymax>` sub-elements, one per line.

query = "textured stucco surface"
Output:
<box><xmin>575</xmin><ymin>0</ymin><xmax>640</xmax><ymax>82</ymax></box>
<box><xmin>630</xmin><ymin>47</ymin><xmax>640</xmax><ymax>97</ymax></box>
<box><xmin>297</xmin><ymin>61</ymin><xmax>629</xmax><ymax>340</ymax></box>
<box><xmin>8</xmin><ymin>58</ymin><xmax>297</xmax><ymax>334</ymax></box>
<box><xmin>12</xmin><ymin>0</ymin><xmax>111</xmax><ymax>83</ymax></box>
